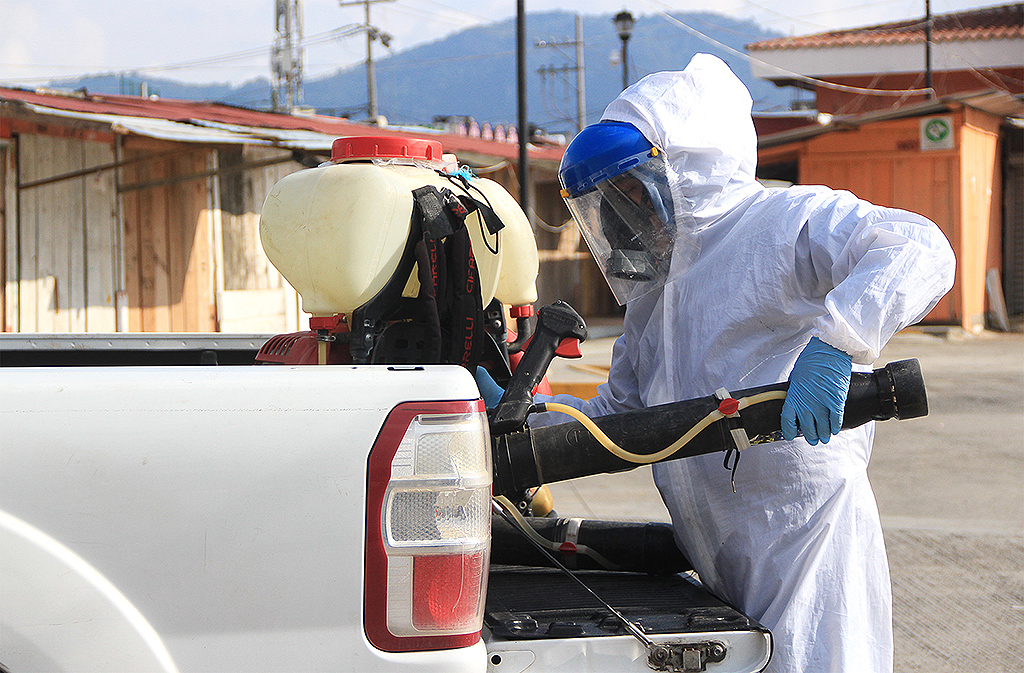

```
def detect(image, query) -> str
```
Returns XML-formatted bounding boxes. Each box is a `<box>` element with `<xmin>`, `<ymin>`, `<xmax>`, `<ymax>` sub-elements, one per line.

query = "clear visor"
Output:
<box><xmin>563</xmin><ymin>153</ymin><xmax>681</xmax><ymax>305</ymax></box>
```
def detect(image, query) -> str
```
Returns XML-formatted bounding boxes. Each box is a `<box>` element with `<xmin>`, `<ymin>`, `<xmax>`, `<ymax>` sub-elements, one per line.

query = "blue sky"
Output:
<box><xmin>0</xmin><ymin>0</ymin><xmax>1004</xmax><ymax>86</ymax></box>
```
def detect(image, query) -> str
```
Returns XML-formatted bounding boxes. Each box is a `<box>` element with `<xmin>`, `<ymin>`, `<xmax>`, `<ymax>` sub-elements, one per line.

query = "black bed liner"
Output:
<box><xmin>485</xmin><ymin>566</ymin><xmax>768</xmax><ymax>640</ymax></box>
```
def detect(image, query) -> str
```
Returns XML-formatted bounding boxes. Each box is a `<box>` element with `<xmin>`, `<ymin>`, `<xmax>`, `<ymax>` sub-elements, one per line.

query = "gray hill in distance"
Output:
<box><xmin>48</xmin><ymin>11</ymin><xmax>791</xmax><ymax>137</ymax></box>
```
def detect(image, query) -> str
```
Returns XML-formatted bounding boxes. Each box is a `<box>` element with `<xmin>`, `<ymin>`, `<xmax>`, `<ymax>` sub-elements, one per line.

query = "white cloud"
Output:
<box><xmin>0</xmin><ymin>1</ymin><xmax>40</xmax><ymax>76</ymax></box>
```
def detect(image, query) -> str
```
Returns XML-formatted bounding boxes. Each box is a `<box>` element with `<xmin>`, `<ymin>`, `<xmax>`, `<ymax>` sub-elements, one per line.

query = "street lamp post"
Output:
<box><xmin>613</xmin><ymin>10</ymin><xmax>635</xmax><ymax>90</ymax></box>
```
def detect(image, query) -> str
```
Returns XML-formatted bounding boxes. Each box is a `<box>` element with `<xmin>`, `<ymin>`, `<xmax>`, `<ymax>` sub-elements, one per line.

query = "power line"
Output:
<box><xmin>725</xmin><ymin>0</ymin><xmax>833</xmax><ymax>31</ymax></box>
<box><xmin>391</xmin><ymin>0</ymin><xmax>493</xmax><ymax>26</ymax></box>
<box><xmin>375</xmin><ymin>48</ymin><xmax>517</xmax><ymax>69</ymax></box>
<box><xmin>773</xmin><ymin>0</ymin><xmax>922</xmax><ymax>26</ymax></box>
<box><xmin>339</xmin><ymin>0</ymin><xmax>397</xmax><ymax>121</ymax></box>
<box><xmin>0</xmin><ymin>24</ymin><xmax>368</xmax><ymax>86</ymax></box>
<box><xmin>646</xmin><ymin>0</ymin><xmax>935</xmax><ymax>97</ymax></box>
<box><xmin>535</xmin><ymin>15</ymin><xmax>587</xmax><ymax>133</ymax></box>
<box><xmin>272</xmin><ymin>0</ymin><xmax>303</xmax><ymax>111</ymax></box>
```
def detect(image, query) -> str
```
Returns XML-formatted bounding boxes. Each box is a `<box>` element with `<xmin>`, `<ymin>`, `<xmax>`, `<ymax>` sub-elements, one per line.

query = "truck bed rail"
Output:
<box><xmin>0</xmin><ymin>334</ymin><xmax>268</xmax><ymax>367</ymax></box>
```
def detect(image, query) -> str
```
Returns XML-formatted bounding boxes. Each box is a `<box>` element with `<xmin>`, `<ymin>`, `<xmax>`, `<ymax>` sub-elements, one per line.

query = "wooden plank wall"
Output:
<box><xmin>218</xmin><ymin>146</ymin><xmax>299</xmax><ymax>292</ymax></box>
<box><xmin>531</xmin><ymin>175</ymin><xmax>605</xmax><ymax>316</ymax></box>
<box><xmin>215</xmin><ymin>145</ymin><xmax>305</xmax><ymax>332</ymax></box>
<box><xmin>2</xmin><ymin>143</ymin><xmax>9</xmax><ymax>331</ymax></box>
<box><xmin>14</xmin><ymin>134</ymin><xmax>118</xmax><ymax>332</ymax></box>
<box><xmin>3</xmin><ymin>132</ymin><xmax>597</xmax><ymax>334</ymax></box>
<box><xmin>84</xmin><ymin>142</ymin><xmax>118</xmax><ymax>329</ymax></box>
<box><xmin>120</xmin><ymin>141</ymin><xmax>216</xmax><ymax>332</ymax></box>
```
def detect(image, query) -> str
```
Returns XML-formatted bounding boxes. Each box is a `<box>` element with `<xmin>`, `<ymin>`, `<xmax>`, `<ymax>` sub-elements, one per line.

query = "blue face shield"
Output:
<box><xmin>564</xmin><ymin>150</ymin><xmax>682</xmax><ymax>304</ymax></box>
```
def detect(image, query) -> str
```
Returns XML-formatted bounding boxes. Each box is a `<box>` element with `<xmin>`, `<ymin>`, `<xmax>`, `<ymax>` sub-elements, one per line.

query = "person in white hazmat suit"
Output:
<box><xmin>479</xmin><ymin>54</ymin><xmax>955</xmax><ymax>671</ymax></box>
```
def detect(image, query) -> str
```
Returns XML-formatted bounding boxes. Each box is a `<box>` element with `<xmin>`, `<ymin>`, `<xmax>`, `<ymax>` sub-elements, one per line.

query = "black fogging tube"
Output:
<box><xmin>491</xmin><ymin>515</ymin><xmax>692</xmax><ymax>575</ymax></box>
<box><xmin>492</xmin><ymin>359</ymin><xmax>927</xmax><ymax>497</ymax></box>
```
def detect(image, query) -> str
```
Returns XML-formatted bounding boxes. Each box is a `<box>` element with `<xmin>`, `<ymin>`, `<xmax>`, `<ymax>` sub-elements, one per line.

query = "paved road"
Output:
<box><xmin>543</xmin><ymin>329</ymin><xmax>1024</xmax><ymax>671</ymax></box>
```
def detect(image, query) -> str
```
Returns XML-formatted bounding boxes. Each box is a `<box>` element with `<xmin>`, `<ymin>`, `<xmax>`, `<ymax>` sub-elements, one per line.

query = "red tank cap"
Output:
<box><xmin>331</xmin><ymin>136</ymin><xmax>443</xmax><ymax>163</ymax></box>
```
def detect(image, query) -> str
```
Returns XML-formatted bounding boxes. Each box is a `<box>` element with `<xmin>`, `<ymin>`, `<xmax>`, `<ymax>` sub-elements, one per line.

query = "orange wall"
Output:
<box><xmin>959</xmin><ymin>107</ymin><xmax>1003</xmax><ymax>330</ymax></box>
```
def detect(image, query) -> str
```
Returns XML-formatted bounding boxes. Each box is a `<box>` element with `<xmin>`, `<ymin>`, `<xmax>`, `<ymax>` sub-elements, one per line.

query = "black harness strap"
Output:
<box><xmin>369</xmin><ymin>184</ymin><xmax>485</xmax><ymax>370</ymax></box>
<box><xmin>413</xmin><ymin>239</ymin><xmax>443</xmax><ymax>363</ymax></box>
<box><xmin>444</xmin><ymin>227</ymin><xmax>483</xmax><ymax>368</ymax></box>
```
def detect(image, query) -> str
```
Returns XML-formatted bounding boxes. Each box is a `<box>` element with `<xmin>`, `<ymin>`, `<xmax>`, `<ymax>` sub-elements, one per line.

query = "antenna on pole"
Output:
<box><xmin>272</xmin><ymin>0</ymin><xmax>305</xmax><ymax>112</ymax></box>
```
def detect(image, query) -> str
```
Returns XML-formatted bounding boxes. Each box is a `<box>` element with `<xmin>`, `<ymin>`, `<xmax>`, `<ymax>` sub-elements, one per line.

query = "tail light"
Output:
<box><xmin>365</xmin><ymin>400</ymin><xmax>491</xmax><ymax>652</ymax></box>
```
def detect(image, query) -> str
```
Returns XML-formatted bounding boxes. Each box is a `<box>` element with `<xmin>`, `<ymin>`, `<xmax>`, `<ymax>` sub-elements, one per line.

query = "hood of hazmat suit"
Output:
<box><xmin>544</xmin><ymin>54</ymin><xmax>956</xmax><ymax>673</ymax></box>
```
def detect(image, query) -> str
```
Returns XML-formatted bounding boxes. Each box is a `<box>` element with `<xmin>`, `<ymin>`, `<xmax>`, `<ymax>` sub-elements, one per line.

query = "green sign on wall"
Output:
<box><xmin>920</xmin><ymin>116</ymin><xmax>955</xmax><ymax>150</ymax></box>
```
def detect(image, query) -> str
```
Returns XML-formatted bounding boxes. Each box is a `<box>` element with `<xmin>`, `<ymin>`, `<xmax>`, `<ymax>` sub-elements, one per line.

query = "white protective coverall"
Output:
<box><xmin>536</xmin><ymin>54</ymin><xmax>956</xmax><ymax>672</ymax></box>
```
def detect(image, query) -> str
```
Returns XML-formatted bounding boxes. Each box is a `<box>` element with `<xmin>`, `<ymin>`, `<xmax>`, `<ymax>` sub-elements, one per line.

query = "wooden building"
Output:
<box><xmin>1</xmin><ymin>88</ymin><xmax>575</xmax><ymax>334</ymax></box>
<box><xmin>747</xmin><ymin>3</ymin><xmax>1024</xmax><ymax>330</ymax></box>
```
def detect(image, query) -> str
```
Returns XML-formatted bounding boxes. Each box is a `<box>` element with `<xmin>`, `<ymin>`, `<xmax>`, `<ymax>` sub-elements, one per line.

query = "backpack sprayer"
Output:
<box><xmin>256</xmin><ymin>135</ymin><xmax>540</xmax><ymax>368</ymax></box>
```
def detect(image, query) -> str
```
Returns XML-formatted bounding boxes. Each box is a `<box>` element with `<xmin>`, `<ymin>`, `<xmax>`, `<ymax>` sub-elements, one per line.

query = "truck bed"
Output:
<box><xmin>484</xmin><ymin>566</ymin><xmax>771</xmax><ymax>672</ymax></box>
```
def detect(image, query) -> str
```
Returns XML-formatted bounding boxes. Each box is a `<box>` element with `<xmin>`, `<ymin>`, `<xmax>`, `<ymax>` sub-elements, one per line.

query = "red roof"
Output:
<box><xmin>747</xmin><ymin>2</ymin><xmax>1023</xmax><ymax>51</ymax></box>
<box><xmin>0</xmin><ymin>86</ymin><xmax>564</xmax><ymax>164</ymax></box>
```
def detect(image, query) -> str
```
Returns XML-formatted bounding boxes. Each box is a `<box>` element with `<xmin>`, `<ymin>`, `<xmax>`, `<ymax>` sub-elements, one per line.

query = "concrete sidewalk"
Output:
<box><xmin>542</xmin><ymin>328</ymin><xmax>1024</xmax><ymax>671</ymax></box>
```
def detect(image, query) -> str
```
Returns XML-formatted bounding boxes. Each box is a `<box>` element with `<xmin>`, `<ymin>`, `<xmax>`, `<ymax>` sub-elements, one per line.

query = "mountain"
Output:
<box><xmin>45</xmin><ymin>72</ymin><xmax>274</xmax><ymax>108</ymax></box>
<box><xmin>48</xmin><ymin>11</ymin><xmax>789</xmax><ymax>136</ymax></box>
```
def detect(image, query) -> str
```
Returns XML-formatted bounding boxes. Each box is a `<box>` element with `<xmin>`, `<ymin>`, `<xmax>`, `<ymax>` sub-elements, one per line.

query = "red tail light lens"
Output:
<box><xmin>364</xmin><ymin>400</ymin><xmax>491</xmax><ymax>653</ymax></box>
<box><xmin>412</xmin><ymin>552</ymin><xmax>486</xmax><ymax>631</ymax></box>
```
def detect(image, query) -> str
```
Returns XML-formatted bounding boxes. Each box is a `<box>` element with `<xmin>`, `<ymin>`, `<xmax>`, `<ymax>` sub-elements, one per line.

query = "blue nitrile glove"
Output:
<box><xmin>475</xmin><ymin>366</ymin><xmax>505</xmax><ymax>409</ymax></box>
<box><xmin>781</xmin><ymin>337</ymin><xmax>853</xmax><ymax>445</ymax></box>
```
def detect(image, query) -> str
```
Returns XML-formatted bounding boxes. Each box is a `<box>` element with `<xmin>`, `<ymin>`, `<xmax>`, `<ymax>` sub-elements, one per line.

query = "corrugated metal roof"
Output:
<box><xmin>0</xmin><ymin>86</ymin><xmax>564</xmax><ymax>166</ymax></box>
<box><xmin>184</xmin><ymin>118</ymin><xmax>337</xmax><ymax>149</ymax></box>
<box><xmin>21</xmin><ymin>103</ymin><xmax>274</xmax><ymax>145</ymax></box>
<box><xmin>748</xmin><ymin>2</ymin><xmax>1023</xmax><ymax>51</ymax></box>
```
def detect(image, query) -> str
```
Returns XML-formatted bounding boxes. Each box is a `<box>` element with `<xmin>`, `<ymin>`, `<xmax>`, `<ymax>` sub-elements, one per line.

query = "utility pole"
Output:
<box><xmin>339</xmin><ymin>0</ymin><xmax>395</xmax><ymax>121</ymax></box>
<box><xmin>536</xmin><ymin>14</ymin><xmax>587</xmax><ymax>134</ymax></box>
<box><xmin>924</xmin><ymin>0</ymin><xmax>934</xmax><ymax>98</ymax></box>
<box><xmin>272</xmin><ymin>0</ymin><xmax>304</xmax><ymax>112</ymax></box>
<box><xmin>516</xmin><ymin>0</ymin><xmax>529</xmax><ymax>219</ymax></box>
<box><xmin>575</xmin><ymin>15</ymin><xmax>585</xmax><ymax>132</ymax></box>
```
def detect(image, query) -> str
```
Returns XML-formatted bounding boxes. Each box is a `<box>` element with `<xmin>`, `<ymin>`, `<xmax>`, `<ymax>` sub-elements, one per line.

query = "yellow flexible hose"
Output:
<box><xmin>541</xmin><ymin>390</ymin><xmax>788</xmax><ymax>465</ymax></box>
<box><xmin>493</xmin><ymin>495</ymin><xmax>621</xmax><ymax>570</ymax></box>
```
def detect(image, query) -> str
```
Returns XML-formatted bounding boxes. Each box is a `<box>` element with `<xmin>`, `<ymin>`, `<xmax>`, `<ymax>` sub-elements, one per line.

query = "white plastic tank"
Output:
<box><xmin>259</xmin><ymin>136</ymin><xmax>538</xmax><ymax>318</ymax></box>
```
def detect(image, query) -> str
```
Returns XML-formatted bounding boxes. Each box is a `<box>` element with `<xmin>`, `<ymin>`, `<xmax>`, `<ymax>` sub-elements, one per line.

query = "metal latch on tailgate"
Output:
<box><xmin>648</xmin><ymin>641</ymin><xmax>727</xmax><ymax>672</ymax></box>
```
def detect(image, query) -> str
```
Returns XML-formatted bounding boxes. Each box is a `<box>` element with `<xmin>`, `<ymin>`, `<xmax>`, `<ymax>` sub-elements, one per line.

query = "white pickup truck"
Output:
<box><xmin>1</xmin><ymin>333</ymin><xmax>776</xmax><ymax>673</ymax></box>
